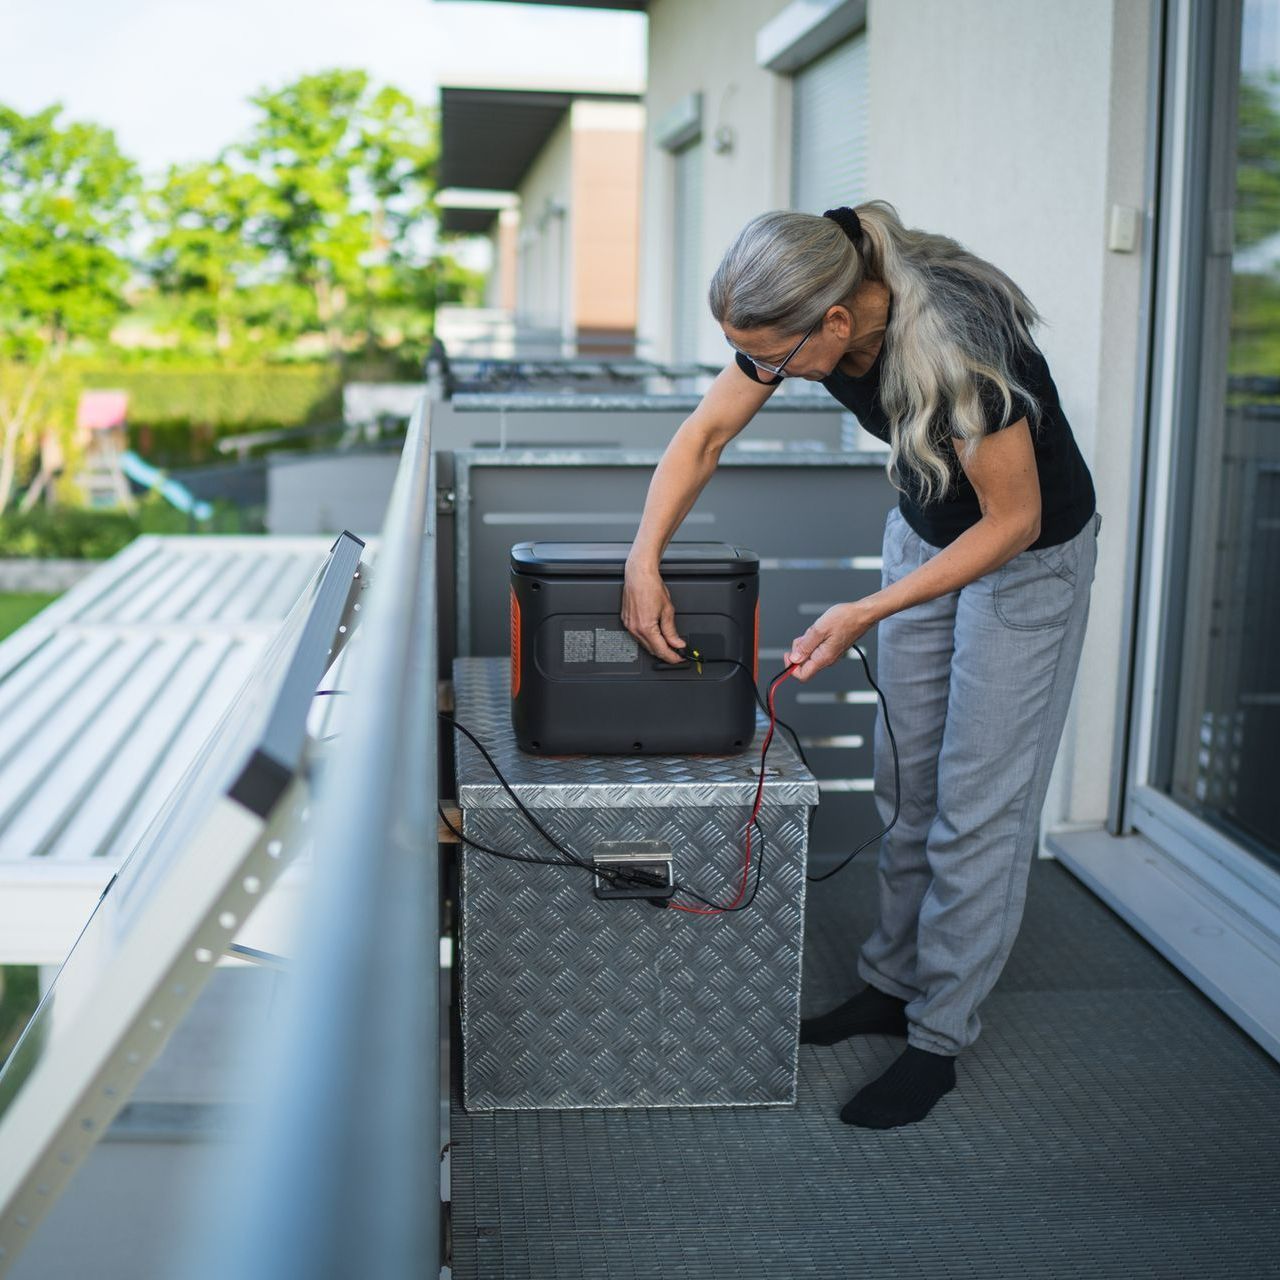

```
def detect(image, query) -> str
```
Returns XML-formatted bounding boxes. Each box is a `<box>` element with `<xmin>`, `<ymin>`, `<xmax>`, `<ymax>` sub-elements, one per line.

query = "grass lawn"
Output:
<box><xmin>0</xmin><ymin>593</ymin><xmax>58</xmax><ymax>641</ymax></box>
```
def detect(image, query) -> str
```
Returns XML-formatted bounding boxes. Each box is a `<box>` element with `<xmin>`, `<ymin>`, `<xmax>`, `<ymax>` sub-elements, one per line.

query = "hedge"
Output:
<box><xmin>85</xmin><ymin>362</ymin><xmax>343</xmax><ymax>430</ymax></box>
<box><xmin>0</xmin><ymin>497</ymin><xmax>247</xmax><ymax>560</ymax></box>
<box><xmin>0</xmin><ymin>359</ymin><xmax>347</xmax><ymax>466</ymax></box>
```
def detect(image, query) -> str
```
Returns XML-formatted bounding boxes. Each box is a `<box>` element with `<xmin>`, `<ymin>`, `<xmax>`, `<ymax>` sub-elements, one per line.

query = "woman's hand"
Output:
<box><xmin>785</xmin><ymin>601</ymin><xmax>876</xmax><ymax>681</ymax></box>
<box><xmin>622</xmin><ymin>562</ymin><xmax>687</xmax><ymax>664</ymax></box>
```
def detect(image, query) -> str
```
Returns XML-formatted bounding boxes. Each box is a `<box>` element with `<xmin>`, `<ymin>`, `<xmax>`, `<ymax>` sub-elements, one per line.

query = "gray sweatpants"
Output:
<box><xmin>856</xmin><ymin>504</ymin><xmax>1101</xmax><ymax>1055</ymax></box>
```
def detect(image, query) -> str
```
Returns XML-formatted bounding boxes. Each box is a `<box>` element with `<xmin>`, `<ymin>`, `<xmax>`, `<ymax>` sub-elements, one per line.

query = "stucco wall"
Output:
<box><xmin>516</xmin><ymin>110</ymin><xmax>575</xmax><ymax>336</ymax></box>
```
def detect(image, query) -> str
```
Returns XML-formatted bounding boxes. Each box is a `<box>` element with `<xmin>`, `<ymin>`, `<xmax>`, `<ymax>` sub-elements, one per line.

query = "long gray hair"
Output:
<box><xmin>708</xmin><ymin>200</ymin><xmax>1044</xmax><ymax>507</ymax></box>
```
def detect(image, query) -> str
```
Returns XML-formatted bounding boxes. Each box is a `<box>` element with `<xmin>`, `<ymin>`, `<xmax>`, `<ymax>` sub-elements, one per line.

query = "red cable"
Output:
<box><xmin>669</xmin><ymin>663</ymin><xmax>797</xmax><ymax>915</ymax></box>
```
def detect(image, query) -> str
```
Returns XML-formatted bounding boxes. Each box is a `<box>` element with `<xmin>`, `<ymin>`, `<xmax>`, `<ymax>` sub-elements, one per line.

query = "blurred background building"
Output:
<box><xmin>435</xmin><ymin>76</ymin><xmax>645</xmax><ymax>356</ymax></box>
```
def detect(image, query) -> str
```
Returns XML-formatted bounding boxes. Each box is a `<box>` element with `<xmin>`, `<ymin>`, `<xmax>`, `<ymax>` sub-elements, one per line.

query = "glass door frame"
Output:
<box><xmin>1128</xmin><ymin>0</ymin><xmax>1280</xmax><ymax>929</ymax></box>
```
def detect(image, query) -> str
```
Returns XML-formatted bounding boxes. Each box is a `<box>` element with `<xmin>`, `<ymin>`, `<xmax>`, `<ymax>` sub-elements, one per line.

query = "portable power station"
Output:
<box><xmin>509</xmin><ymin>540</ymin><xmax>760</xmax><ymax>755</ymax></box>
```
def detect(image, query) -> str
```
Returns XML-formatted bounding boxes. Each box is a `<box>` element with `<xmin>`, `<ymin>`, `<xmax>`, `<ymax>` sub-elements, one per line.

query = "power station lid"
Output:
<box><xmin>510</xmin><ymin>541</ymin><xmax>759</xmax><ymax>577</ymax></box>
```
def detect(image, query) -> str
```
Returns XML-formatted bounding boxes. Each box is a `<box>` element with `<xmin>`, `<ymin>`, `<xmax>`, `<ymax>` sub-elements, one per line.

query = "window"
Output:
<box><xmin>1141</xmin><ymin>0</ymin><xmax>1280</xmax><ymax>876</ymax></box>
<box><xmin>791</xmin><ymin>31</ymin><xmax>870</xmax><ymax>214</ymax></box>
<box><xmin>671</xmin><ymin>139</ymin><xmax>704</xmax><ymax>361</ymax></box>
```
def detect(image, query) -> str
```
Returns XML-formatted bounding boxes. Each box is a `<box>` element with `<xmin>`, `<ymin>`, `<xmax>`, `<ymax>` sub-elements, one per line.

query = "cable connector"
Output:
<box><xmin>592</xmin><ymin>840</ymin><xmax>675</xmax><ymax>903</ymax></box>
<box><xmin>672</xmin><ymin>643</ymin><xmax>703</xmax><ymax>674</ymax></box>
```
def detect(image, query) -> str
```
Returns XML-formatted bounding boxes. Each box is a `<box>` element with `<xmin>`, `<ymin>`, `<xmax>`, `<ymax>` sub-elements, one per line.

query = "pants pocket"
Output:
<box><xmin>994</xmin><ymin>535</ymin><xmax>1081</xmax><ymax>630</ymax></box>
<box><xmin>1030</xmin><ymin>540</ymin><xmax>1077</xmax><ymax>586</ymax></box>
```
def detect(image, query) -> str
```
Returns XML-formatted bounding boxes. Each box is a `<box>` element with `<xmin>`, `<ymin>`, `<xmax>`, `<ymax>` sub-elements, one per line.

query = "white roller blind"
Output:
<box><xmin>671</xmin><ymin>139</ymin><xmax>704</xmax><ymax>362</ymax></box>
<box><xmin>791</xmin><ymin>31</ymin><xmax>870</xmax><ymax>214</ymax></box>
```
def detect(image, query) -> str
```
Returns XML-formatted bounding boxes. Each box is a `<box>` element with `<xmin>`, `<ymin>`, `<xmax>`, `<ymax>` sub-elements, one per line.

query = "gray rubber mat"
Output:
<box><xmin>447</xmin><ymin>856</ymin><xmax>1280</xmax><ymax>1278</ymax></box>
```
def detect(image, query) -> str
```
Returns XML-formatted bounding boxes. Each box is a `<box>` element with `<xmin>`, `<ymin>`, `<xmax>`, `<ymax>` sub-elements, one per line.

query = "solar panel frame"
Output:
<box><xmin>0</xmin><ymin>530</ymin><xmax>366</xmax><ymax>1273</ymax></box>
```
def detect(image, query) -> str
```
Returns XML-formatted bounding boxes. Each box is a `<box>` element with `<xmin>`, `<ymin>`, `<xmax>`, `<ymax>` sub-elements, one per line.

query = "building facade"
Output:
<box><xmin>437</xmin><ymin>83</ymin><xmax>644</xmax><ymax>355</ymax></box>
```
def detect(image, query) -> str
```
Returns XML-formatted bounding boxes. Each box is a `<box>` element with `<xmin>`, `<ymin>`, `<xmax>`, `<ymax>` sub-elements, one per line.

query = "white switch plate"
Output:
<box><xmin>1107</xmin><ymin>204</ymin><xmax>1141</xmax><ymax>253</ymax></box>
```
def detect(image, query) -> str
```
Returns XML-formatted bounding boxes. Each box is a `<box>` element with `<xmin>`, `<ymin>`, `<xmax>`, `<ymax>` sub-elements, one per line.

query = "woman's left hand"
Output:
<box><xmin>785</xmin><ymin>600</ymin><xmax>877</xmax><ymax>681</ymax></box>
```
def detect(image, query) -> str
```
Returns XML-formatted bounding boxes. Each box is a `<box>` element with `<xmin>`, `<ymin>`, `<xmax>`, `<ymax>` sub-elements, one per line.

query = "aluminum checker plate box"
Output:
<box><xmin>453</xmin><ymin>656</ymin><xmax>820</xmax><ymax>1110</ymax></box>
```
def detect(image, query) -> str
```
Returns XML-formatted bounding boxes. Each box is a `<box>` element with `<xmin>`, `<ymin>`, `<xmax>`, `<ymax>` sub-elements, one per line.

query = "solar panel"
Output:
<box><xmin>0</xmin><ymin>530</ymin><xmax>367</xmax><ymax>1273</ymax></box>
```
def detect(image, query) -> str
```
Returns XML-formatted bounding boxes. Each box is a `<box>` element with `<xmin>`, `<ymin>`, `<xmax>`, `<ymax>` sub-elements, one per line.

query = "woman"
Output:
<box><xmin>621</xmin><ymin>201</ymin><xmax>1099</xmax><ymax>1130</ymax></box>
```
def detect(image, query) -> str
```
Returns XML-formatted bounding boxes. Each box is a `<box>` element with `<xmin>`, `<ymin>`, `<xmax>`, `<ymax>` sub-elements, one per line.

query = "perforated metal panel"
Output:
<box><xmin>453</xmin><ymin>656</ymin><xmax>819</xmax><ymax>1110</ymax></box>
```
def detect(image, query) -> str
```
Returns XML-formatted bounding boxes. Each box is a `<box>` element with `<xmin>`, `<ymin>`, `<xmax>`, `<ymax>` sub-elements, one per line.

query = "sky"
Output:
<box><xmin>1</xmin><ymin>0</ymin><xmax>646</xmax><ymax>179</ymax></box>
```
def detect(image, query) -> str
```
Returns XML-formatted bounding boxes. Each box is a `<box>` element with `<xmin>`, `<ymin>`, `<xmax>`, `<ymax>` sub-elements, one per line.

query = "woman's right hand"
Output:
<box><xmin>619</xmin><ymin>361</ymin><xmax>774</xmax><ymax>665</ymax></box>
<box><xmin>622</xmin><ymin>562</ymin><xmax>687</xmax><ymax>664</ymax></box>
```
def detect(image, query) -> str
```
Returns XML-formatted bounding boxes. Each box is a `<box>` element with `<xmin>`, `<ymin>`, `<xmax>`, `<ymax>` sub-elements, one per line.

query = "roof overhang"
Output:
<box><xmin>436</xmin><ymin>189</ymin><xmax>519</xmax><ymax>236</ymax></box>
<box><xmin>438</xmin><ymin>86</ymin><xmax>639</xmax><ymax>193</ymax></box>
<box><xmin>440</xmin><ymin>206</ymin><xmax>503</xmax><ymax>235</ymax></box>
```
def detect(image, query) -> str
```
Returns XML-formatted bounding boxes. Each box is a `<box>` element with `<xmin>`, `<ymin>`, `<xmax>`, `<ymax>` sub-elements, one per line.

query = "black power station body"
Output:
<box><xmin>509</xmin><ymin>541</ymin><xmax>760</xmax><ymax>756</ymax></box>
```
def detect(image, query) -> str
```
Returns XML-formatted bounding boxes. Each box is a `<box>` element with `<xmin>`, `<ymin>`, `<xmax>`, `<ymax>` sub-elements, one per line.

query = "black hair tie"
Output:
<box><xmin>823</xmin><ymin>206</ymin><xmax>863</xmax><ymax>249</ymax></box>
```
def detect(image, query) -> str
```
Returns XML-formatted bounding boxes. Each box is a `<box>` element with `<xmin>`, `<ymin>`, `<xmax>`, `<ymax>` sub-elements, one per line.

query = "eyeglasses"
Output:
<box><xmin>725</xmin><ymin>314</ymin><xmax>821</xmax><ymax>382</ymax></box>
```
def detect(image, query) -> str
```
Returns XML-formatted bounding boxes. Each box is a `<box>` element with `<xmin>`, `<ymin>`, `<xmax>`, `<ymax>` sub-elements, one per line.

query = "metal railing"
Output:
<box><xmin>194</xmin><ymin>396</ymin><xmax>442</xmax><ymax>1278</ymax></box>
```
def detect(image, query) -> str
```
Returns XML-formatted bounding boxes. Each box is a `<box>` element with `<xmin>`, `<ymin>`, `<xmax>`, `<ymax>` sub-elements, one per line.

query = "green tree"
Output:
<box><xmin>143</xmin><ymin>160</ymin><xmax>276</xmax><ymax>352</ymax></box>
<box><xmin>0</xmin><ymin>104</ymin><xmax>138</xmax><ymax>509</ymax></box>
<box><xmin>235</xmin><ymin>69</ymin><xmax>440</xmax><ymax>356</ymax></box>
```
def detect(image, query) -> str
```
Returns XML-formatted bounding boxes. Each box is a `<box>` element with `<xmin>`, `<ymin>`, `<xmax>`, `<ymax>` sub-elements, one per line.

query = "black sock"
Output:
<box><xmin>839</xmin><ymin>1045</ymin><xmax>957</xmax><ymax>1129</ymax></box>
<box><xmin>799</xmin><ymin>984</ymin><xmax>908</xmax><ymax>1045</ymax></box>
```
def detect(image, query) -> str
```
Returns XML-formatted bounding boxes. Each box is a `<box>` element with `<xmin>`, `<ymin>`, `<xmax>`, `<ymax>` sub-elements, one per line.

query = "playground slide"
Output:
<box><xmin>120</xmin><ymin>451</ymin><xmax>214</xmax><ymax>521</ymax></box>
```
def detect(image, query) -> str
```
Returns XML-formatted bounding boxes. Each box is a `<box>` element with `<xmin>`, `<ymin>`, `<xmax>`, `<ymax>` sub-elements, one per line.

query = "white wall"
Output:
<box><xmin>640</xmin><ymin>0</ymin><xmax>791</xmax><ymax>364</ymax></box>
<box><xmin>867</xmin><ymin>0</ymin><xmax>1153</xmax><ymax>833</ymax></box>
<box><xmin>569</xmin><ymin>99</ymin><xmax>645</xmax><ymax>338</ymax></box>
<box><xmin>516</xmin><ymin>110</ymin><xmax>575</xmax><ymax>338</ymax></box>
<box><xmin>1076</xmin><ymin>0</ymin><xmax>1155</xmax><ymax>831</ymax></box>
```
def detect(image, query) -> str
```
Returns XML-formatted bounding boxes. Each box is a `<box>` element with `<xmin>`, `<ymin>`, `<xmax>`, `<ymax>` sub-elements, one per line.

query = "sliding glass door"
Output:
<box><xmin>1139</xmin><ymin>0</ymin><xmax>1280</xmax><ymax>879</ymax></box>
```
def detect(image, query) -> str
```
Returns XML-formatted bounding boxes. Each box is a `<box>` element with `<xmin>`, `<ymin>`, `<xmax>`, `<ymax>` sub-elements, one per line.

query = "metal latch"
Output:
<box><xmin>592</xmin><ymin>839</ymin><xmax>675</xmax><ymax>902</ymax></box>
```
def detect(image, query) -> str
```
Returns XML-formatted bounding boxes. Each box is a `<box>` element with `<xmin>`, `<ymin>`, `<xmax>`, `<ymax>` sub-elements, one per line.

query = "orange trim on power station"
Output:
<box><xmin>510</xmin><ymin>586</ymin><xmax>521</xmax><ymax>697</ymax></box>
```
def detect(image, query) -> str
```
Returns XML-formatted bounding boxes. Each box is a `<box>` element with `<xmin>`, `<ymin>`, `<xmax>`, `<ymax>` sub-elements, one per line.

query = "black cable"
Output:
<box><xmin>437</xmin><ymin>713</ymin><xmax>641</xmax><ymax>891</ymax></box>
<box><xmin>804</xmin><ymin>644</ymin><xmax>901</xmax><ymax>882</ymax></box>
<box><xmin>439</xmin><ymin>705</ymin><xmax>775</xmax><ymax>912</ymax></box>
<box><xmin>320</xmin><ymin>643</ymin><xmax>899</xmax><ymax>900</ymax></box>
<box><xmin>311</xmin><ymin>684</ymin><xmax>725</xmax><ymax>899</ymax></box>
<box><xmin>437</xmin><ymin>802</ymin><xmax>637</xmax><ymax>883</ymax></box>
<box><xmin>679</xmin><ymin>653</ymin><xmax>813</xmax><ymax>864</ymax></box>
<box><xmin>438</xmin><ymin>800</ymin><xmax>770</xmax><ymax>908</ymax></box>
<box><xmin>668</xmin><ymin>654</ymin><xmax>810</xmax><ymax>766</ymax></box>
<box><xmin>687</xmin><ymin>646</ymin><xmax>901</xmax><ymax>883</ymax></box>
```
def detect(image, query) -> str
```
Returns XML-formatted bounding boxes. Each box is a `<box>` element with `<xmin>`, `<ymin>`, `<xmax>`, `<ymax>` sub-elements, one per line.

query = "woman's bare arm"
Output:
<box><xmin>866</xmin><ymin>419</ymin><xmax>1041</xmax><ymax>623</ymax></box>
<box><xmin>622</xmin><ymin>362</ymin><xmax>775</xmax><ymax>662</ymax></box>
<box><xmin>785</xmin><ymin>418</ymin><xmax>1045</xmax><ymax>681</ymax></box>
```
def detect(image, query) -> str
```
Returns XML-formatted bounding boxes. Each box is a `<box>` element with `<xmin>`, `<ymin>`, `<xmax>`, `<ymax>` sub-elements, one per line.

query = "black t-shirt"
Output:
<box><xmin>735</xmin><ymin>296</ymin><xmax>1096</xmax><ymax>550</ymax></box>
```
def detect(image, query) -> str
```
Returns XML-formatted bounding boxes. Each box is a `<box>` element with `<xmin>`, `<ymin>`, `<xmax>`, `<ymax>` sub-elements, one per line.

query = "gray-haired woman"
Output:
<box><xmin>621</xmin><ymin>201</ymin><xmax>1099</xmax><ymax>1129</ymax></box>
